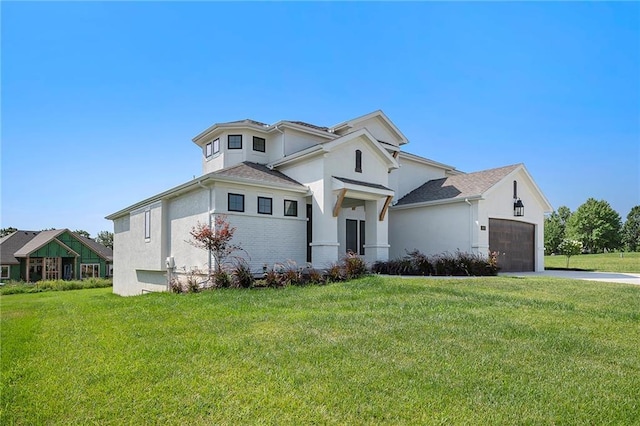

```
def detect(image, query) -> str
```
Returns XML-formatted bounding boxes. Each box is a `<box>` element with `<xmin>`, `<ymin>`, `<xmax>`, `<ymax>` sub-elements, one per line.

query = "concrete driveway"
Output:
<box><xmin>502</xmin><ymin>270</ymin><xmax>640</xmax><ymax>286</ymax></box>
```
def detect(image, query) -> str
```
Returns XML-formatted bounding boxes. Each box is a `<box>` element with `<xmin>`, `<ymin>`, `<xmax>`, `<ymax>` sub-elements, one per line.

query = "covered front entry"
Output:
<box><xmin>489</xmin><ymin>218</ymin><xmax>535</xmax><ymax>272</ymax></box>
<box><xmin>327</xmin><ymin>177</ymin><xmax>394</xmax><ymax>265</ymax></box>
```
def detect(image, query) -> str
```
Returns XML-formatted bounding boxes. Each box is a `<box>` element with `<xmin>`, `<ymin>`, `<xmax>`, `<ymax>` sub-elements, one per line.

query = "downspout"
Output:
<box><xmin>197</xmin><ymin>179</ymin><xmax>213</xmax><ymax>274</ymax></box>
<box><xmin>465</xmin><ymin>198</ymin><xmax>473</xmax><ymax>252</ymax></box>
<box><xmin>274</xmin><ymin>124</ymin><xmax>285</xmax><ymax>157</ymax></box>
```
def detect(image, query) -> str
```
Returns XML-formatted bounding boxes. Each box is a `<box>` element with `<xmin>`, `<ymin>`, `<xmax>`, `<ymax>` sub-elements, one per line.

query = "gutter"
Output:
<box><xmin>391</xmin><ymin>195</ymin><xmax>483</xmax><ymax>211</ymax></box>
<box><xmin>197</xmin><ymin>179</ymin><xmax>213</xmax><ymax>274</ymax></box>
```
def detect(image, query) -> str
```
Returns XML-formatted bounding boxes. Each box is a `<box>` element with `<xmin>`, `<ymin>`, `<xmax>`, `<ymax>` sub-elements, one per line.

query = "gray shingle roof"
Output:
<box><xmin>14</xmin><ymin>230</ymin><xmax>66</xmax><ymax>257</ymax></box>
<box><xmin>333</xmin><ymin>176</ymin><xmax>393</xmax><ymax>192</ymax></box>
<box><xmin>0</xmin><ymin>231</ymin><xmax>39</xmax><ymax>264</ymax></box>
<box><xmin>76</xmin><ymin>235</ymin><xmax>113</xmax><ymax>261</ymax></box>
<box><xmin>286</xmin><ymin>121</ymin><xmax>330</xmax><ymax>132</ymax></box>
<box><xmin>395</xmin><ymin>164</ymin><xmax>521</xmax><ymax>206</ymax></box>
<box><xmin>223</xmin><ymin>119</ymin><xmax>270</xmax><ymax>127</ymax></box>
<box><xmin>214</xmin><ymin>162</ymin><xmax>307</xmax><ymax>190</ymax></box>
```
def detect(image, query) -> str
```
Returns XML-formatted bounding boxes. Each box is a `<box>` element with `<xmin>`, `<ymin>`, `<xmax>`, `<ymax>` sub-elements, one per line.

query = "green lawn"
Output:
<box><xmin>545</xmin><ymin>251</ymin><xmax>640</xmax><ymax>273</ymax></box>
<box><xmin>2</xmin><ymin>277</ymin><xmax>639</xmax><ymax>425</ymax></box>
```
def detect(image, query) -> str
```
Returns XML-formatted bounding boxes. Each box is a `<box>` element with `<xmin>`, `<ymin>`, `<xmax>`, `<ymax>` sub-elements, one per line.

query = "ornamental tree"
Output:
<box><xmin>189</xmin><ymin>215</ymin><xmax>243</xmax><ymax>274</ymax></box>
<box><xmin>557</xmin><ymin>239</ymin><xmax>583</xmax><ymax>268</ymax></box>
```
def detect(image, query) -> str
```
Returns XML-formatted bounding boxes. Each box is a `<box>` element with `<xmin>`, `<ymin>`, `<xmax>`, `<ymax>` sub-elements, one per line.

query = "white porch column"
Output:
<box><xmin>363</xmin><ymin>199</ymin><xmax>390</xmax><ymax>264</ymax></box>
<box><xmin>311</xmin><ymin>199</ymin><xmax>339</xmax><ymax>268</ymax></box>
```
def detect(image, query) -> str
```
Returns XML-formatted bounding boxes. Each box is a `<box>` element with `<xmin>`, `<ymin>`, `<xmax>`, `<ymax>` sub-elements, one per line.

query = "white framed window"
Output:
<box><xmin>144</xmin><ymin>209</ymin><xmax>151</xmax><ymax>240</ymax></box>
<box><xmin>212</xmin><ymin>138</ymin><xmax>220</xmax><ymax>154</ymax></box>
<box><xmin>258</xmin><ymin>197</ymin><xmax>272</xmax><ymax>215</ymax></box>
<box><xmin>253</xmin><ymin>136</ymin><xmax>266</xmax><ymax>153</ymax></box>
<box><xmin>228</xmin><ymin>134</ymin><xmax>242</xmax><ymax>149</ymax></box>
<box><xmin>284</xmin><ymin>200</ymin><xmax>298</xmax><ymax>217</ymax></box>
<box><xmin>81</xmin><ymin>264</ymin><xmax>100</xmax><ymax>279</ymax></box>
<box><xmin>205</xmin><ymin>142</ymin><xmax>212</xmax><ymax>158</ymax></box>
<box><xmin>228</xmin><ymin>193</ymin><xmax>245</xmax><ymax>212</ymax></box>
<box><xmin>0</xmin><ymin>265</ymin><xmax>9</xmax><ymax>279</ymax></box>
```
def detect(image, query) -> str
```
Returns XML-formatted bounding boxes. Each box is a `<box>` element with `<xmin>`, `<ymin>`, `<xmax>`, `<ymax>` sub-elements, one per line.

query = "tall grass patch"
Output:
<box><xmin>0</xmin><ymin>278</ymin><xmax>112</xmax><ymax>295</ymax></box>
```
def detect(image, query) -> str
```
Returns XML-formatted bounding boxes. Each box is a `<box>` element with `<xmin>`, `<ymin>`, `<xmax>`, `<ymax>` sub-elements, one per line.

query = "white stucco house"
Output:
<box><xmin>107</xmin><ymin>110</ymin><xmax>552</xmax><ymax>296</ymax></box>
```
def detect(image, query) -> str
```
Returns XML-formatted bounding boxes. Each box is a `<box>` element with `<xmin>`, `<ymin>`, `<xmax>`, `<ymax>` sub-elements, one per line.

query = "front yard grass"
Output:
<box><xmin>2</xmin><ymin>276</ymin><xmax>639</xmax><ymax>424</ymax></box>
<box><xmin>545</xmin><ymin>251</ymin><xmax>640</xmax><ymax>273</ymax></box>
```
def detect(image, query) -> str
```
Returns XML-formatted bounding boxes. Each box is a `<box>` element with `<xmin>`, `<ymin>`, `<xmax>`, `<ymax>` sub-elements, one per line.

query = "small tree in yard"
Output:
<box><xmin>558</xmin><ymin>239</ymin><xmax>583</xmax><ymax>268</ymax></box>
<box><xmin>189</xmin><ymin>215</ymin><xmax>243</xmax><ymax>285</ymax></box>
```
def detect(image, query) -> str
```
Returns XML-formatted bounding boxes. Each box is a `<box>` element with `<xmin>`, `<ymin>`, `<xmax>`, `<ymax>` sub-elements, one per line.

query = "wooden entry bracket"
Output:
<box><xmin>333</xmin><ymin>189</ymin><xmax>348</xmax><ymax>217</ymax></box>
<box><xmin>379</xmin><ymin>196</ymin><xmax>393</xmax><ymax>221</ymax></box>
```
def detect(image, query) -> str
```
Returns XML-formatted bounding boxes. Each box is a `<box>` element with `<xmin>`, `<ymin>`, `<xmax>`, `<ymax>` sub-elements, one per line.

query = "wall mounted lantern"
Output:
<box><xmin>514</xmin><ymin>198</ymin><xmax>525</xmax><ymax>217</ymax></box>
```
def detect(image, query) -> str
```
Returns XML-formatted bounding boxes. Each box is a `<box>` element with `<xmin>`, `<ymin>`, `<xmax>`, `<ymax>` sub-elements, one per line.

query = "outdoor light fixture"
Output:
<box><xmin>514</xmin><ymin>198</ymin><xmax>525</xmax><ymax>217</ymax></box>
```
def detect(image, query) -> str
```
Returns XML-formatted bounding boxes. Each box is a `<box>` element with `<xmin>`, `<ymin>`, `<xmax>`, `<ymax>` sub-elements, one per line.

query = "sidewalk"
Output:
<box><xmin>501</xmin><ymin>270</ymin><xmax>640</xmax><ymax>286</ymax></box>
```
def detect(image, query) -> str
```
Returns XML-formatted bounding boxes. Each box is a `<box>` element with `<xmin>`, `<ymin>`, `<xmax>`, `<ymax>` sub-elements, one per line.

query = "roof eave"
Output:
<box><xmin>192</xmin><ymin>122</ymin><xmax>273</xmax><ymax>145</ymax></box>
<box><xmin>106</xmin><ymin>175</ymin><xmax>216</xmax><ymax>220</ymax></box>
<box><xmin>213</xmin><ymin>175</ymin><xmax>310</xmax><ymax>194</ymax></box>
<box><xmin>392</xmin><ymin>195</ymin><xmax>483</xmax><ymax>211</ymax></box>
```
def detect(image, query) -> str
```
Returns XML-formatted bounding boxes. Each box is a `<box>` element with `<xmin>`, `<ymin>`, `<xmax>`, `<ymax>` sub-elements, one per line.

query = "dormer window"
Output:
<box><xmin>253</xmin><ymin>136</ymin><xmax>266</xmax><ymax>153</ymax></box>
<box><xmin>228</xmin><ymin>135</ymin><xmax>242</xmax><ymax>149</ymax></box>
<box><xmin>355</xmin><ymin>150</ymin><xmax>362</xmax><ymax>173</ymax></box>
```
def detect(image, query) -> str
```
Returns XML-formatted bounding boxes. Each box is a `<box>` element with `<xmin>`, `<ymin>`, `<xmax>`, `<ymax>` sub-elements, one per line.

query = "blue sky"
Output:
<box><xmin>2</xmin><ymin>2</ymin><xmax>639</xmax><ymax>237</ymax></box>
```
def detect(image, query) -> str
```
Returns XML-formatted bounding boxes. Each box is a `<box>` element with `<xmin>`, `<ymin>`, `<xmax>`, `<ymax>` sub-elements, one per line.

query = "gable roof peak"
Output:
<box><xmin>329</xmin><ymin>110</ymin><xmax>408</xmax><ymax>145</ymax></box>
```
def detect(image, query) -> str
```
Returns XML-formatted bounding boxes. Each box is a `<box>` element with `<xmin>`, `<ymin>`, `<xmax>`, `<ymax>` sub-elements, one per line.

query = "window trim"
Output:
<box><xmin>205</xmin><ymin>142</ymin><xmax>212</xmax><ymax>158</ymax></box>
<box><xmin>212</xmin><ymin>138</ymin><xmax>220</xmax><ymax>155</ymax></box>
<box><xmin>355</xmin><ymin>149</ymin><xmax>362</xmax><ymax>173</ymax></box>
<box><xmin>144</xmin><ymin>209</ymin><xmax>151</xmax><ymax>240</ymax></box>
<box><xmin>80</xmin><ymin>263</ymin><xmax>100</xmax><ymax>279</ymax></box>
<box><xmin>0</xmin><ymin>265</ymin><xmax>9</xmax><ymax>279</ymax></box>
<box><xmin>228</xmin><ymin>193</ymin><xmax>245</xmax><ymax>212</ymax></box>
<box><xmin>284</xmin><ymin>200</ymin><xmax>298</xmax><ymax>217</ymax></box>
<box><xmin>228</xmin><ymin>134</ymin><xmax>243</xmax><ymax>150</ymax></box>
<box><xmin>253</xmin><ymin>136</ymin><xmax>266</xmax><ymax>153</ymax></box>
<box><xmin>257</xmin><ymin>196</ymin><xmax>273</xmax><ymax>215</ymax></box>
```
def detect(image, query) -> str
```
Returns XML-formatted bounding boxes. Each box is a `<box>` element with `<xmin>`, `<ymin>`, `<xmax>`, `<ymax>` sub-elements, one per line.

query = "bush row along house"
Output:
<box><xmin>0</xmin><ymin>229</ymin><xmax>113</xmax><ymax>282</ymax></box>
<box><xmin>106</xmin><ymin>110</ymin><xmax>552</xmax><ymax>296</ymax></box>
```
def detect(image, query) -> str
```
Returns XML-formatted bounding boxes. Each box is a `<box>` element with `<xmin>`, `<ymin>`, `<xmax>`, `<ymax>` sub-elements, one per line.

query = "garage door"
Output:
<box><xmin>489</xmin><ymin>219</ymin><xmax>535</xmax><ymax>272</ymax></box>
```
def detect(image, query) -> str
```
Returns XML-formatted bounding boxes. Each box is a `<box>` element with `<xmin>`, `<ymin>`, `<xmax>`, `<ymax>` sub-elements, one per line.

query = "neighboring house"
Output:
<box><xmin>0</xmin><ymin>229</ymin><xmax>113</xmax><ymax>282</ymax></box>
<box><xmin>107</xmin><ymin>110</ymin><xmax>552</xmax><ymax>296</ymax></box>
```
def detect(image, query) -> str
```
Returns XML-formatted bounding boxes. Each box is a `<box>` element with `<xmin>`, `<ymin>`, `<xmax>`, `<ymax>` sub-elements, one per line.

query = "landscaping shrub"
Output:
<box><xmin>304</xmin><ymin>267</ymin><xmax>325</xmax><ymax>285</ymax></box>
<box><xmin>406</xmin><ymin>249</ymin><xmax>433</xmax><ymax>275</ymax></box>
<box><xmin>278</xmin><ymin>260</ymin><xmax>303</xmax><ymax>286</ymax></box>
<box><xmin>263</xmin><ymin>269</ymin><xmax>282</xmax><ymax>288</ymax></box>
<box><xmin>372</xmin><ymin>250</ymin><xmax>499</xmax><ymax>277</ymax></box>
<box><xmin>326</xmin><ymin>262</ymin><xmax>345</xmax><ymax>282</ymax></box>
<box><xmin>213</xmin><ymin>270</ymin><xmax>231</xmax><ymax>288</ymax></box>
<box><xmin>343</xmin><ymin>251</ymin><xmax>368</xmax><ymax>279</ymax></box>
<box><xmin>232</xmin><ymin>259</ymin><xmax>254</xmax><ymax>289</ymax></box>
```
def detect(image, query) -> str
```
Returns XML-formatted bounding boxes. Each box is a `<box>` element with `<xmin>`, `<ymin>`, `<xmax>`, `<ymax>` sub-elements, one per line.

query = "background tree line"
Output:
<box><xmin>545</xmin><ymin>199</ymin><xmax>640</xmax><ymax>254</ymax></box>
